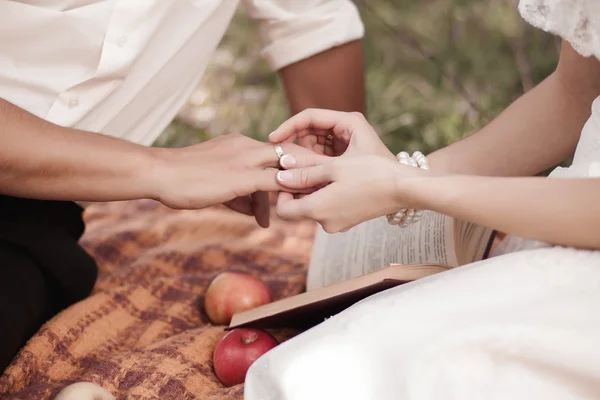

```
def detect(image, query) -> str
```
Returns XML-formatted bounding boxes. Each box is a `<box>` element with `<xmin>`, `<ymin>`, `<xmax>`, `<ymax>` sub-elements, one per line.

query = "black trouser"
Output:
<box><xmin>0</xmin><ymin>196</ymin><xmax>98</xmax><ymax>372</ymax></box>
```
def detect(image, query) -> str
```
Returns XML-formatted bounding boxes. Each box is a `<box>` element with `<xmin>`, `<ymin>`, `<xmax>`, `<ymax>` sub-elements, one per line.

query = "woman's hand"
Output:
<box><xmin>149</xmin><ymin>133</ymin><xmax>327</xmax><ymax>228</ymax></box>
<box><xmin>269</xmin><ymin>109</ymin><xmax>396</xmax><ymax>162</ymax></box>
<box><xmin>274</xmin><ymin>155</ymin><xmax>427</xmax><ymax>233</ymax></box>
<box><xmin>269</xmin><ymin>108</ymin><xmax>401</xmax><ymax>223</ymax></box>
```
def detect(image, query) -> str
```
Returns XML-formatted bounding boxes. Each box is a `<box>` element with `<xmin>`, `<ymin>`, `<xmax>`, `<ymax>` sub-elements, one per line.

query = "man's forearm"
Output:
<box><xmin>279</xmin><ymin>40</ymin><xmax>366</xmax><ymax>114</ymax></box>
<box><xmin>0</xmin><ymin>99</ymin><xmax>155</xmax><ymax>202</ymax></box>
<box><xmin>428</xmin><ymin>42</ymin><xmax>600</xmax><ymax>177</ymax></box>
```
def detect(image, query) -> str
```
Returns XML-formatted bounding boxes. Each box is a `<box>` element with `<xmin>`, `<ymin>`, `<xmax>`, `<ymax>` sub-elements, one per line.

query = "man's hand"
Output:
<box><xmin>0</xmin><ymin>99</ymin><xmax>325</xmax><ymax>228</ymax></box>
<box><xmin>150</xmin><ymin>133</ymin><xmax>325</xmax><ymax>227</ymax></box>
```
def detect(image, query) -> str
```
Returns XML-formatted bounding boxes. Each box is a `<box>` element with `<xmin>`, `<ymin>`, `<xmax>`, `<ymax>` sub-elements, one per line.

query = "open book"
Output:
<box><xmin>307</xmin><ymin>211</ymin><xmax>495</xmax><ymax>290</ymax></box>
<box><xmin>229</xmin><ymin>212</ymin><xmax>495</xmax><ymax>330</ymax></box>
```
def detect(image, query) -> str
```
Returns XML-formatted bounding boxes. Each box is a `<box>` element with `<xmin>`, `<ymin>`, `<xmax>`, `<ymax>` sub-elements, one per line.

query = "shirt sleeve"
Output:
<box><xmin>241</xmin><ymin>0</ymin><xmax>365</xmax><ymax>71</ymax></box>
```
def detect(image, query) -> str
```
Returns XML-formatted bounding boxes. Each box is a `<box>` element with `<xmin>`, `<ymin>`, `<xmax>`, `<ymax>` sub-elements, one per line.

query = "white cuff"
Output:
<box><xmin>253</xmin><ymin>1</ymin><xmax>365</xmax><ymax>71</ymax></box>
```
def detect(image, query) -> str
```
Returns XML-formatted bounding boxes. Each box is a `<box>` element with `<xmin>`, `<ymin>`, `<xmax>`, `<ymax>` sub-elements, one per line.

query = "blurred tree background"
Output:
<box><xmin>156</xmin><ymin>0</ymin><xmax>560</xmax><ymax>155</ymax></box>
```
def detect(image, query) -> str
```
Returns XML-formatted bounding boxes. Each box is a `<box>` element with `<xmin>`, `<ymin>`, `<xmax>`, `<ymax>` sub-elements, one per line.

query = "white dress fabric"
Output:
<box><xmin>519</xmin><ymin>0</ymin><xmax>600</xmax><ymax>61</ymax></box>
<box><xmin>244</xmin><ymin>1</ymin><xmax>600</xmax><ymax>399</ymax></box>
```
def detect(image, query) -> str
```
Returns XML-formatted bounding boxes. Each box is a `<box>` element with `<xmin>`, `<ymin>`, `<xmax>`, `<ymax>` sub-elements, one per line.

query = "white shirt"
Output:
<box><xmin>0</xmin><ymin>0</ymin><xmax>364</xmax><ymax>146</ymax></box>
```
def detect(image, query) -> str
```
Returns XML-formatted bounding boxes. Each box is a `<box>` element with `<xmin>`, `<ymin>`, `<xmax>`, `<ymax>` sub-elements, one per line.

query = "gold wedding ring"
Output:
<box><xmin>325</xmin><ymin>134</ymin><xmax>334</xmax><ymax>146</ymax></box>
<box><xmin>274</xmin><ymin>144</ymin><xmax>285</xmax><ymax>160</ymax></box>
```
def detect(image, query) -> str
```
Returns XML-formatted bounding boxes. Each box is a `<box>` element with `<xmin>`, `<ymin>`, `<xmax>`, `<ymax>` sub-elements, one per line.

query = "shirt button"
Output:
<box><xmin>68</xmin><ymin>98</ymin><xmax>79</xmax><ymax>108</ymax></box>
<box><xmin>117</xmin><ymin>35</ymin><xmax>128</xmax><ymax>47</ymax></box>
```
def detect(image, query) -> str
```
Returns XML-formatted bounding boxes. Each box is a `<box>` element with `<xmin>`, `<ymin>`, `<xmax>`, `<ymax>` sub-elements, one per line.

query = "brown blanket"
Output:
<box><xmin>0</xmin><ymin>199</ymin><xmax>316</xmax><ymax>399</ymax></box>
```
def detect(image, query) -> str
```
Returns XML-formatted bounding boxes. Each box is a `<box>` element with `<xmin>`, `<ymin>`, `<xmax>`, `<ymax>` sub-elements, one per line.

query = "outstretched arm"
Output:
<box><xmin>275</xmin><ymin>150</ymin><xmax>600</xmax><ymax>250</ymax></box>
<box><xmin>0</xmin><ymin>98</ymin><xmax>154</xmax><ymax>202</ymax></box>
<box><xmin>270</xmin><ymin>108</ymin><xmax>600</xmax><ymax>250</ymax></box>
<box><xmin>410</xmin><ymin>174</ymin><xmax>600</xmax><ymax>249</ymax></box>
<box><xmin>0</xmin><ymin>98</ymin><xmax>319</xmax><ymax>227</ymax></box>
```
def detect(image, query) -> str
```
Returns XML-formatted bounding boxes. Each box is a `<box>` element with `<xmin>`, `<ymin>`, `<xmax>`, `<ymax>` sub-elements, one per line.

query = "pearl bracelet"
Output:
<box><xmin>386</xmin><ymin>151</ymin><xmax>428</xmax><ymax>227</ymax></box>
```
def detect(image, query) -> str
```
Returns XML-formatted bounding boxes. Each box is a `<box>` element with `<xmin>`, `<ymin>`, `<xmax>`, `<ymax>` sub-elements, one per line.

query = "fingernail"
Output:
<box><xmin>279</xmin><ymin>154</ymin><xmax>296</xmax><ymax>168</ymax></box>
<box><xmin>268</xmin><ymin>131</ymin><xmax>276</xmax><ymax>138</ymax></box>
<box><xmin>277</xmin><ymin>170</ymin><xmax>293</xmax><ymax>182</ymax></box>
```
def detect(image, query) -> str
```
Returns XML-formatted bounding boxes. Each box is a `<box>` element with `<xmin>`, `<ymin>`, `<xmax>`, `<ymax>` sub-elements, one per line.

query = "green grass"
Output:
<box><xmin>155</xmin><ymin>0</ymin><xmax>559</xmax><ymax>155</ymax></box>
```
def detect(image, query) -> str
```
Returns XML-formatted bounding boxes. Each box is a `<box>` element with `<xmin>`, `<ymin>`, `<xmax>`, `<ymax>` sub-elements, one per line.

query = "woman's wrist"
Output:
<box><xmin>385</xmin><ymin>151</ymin><xmax>425</xmax><ymax>226</ymax></box>
<box><xmin>414</xmin><ymin>174</ymin><xmax>463</xmax><ymax>215</ymax></box>
<box><xmin>390</xmin><ymin>166</ymin><xmax>456</xmax><ymax>212</ymax></box>
<box><xmin>392</xmin><ymin>171</ymin><xmax>428</xmax><ymax>211</ymax></box>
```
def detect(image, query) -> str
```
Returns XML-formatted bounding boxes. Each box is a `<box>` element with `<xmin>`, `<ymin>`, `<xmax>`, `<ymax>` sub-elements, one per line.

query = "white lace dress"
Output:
<box><xmin>245</xmin><ymin>2</ymin><xmax>600</xmax><ymax>399</ymax></box>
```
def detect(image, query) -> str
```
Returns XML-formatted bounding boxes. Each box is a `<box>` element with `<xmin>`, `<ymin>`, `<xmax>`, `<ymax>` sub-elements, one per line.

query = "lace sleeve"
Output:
<box><xmin>519</xmin><ymin>0</ymin><xmax>600</xmax><ymax>60</ymax></box>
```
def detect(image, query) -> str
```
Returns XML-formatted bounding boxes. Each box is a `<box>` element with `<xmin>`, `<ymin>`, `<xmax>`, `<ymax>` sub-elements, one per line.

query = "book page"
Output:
<box><xmin>457</xmin><ymin>221</ymin><xmax>494</xmax><ymax>264</ymax></box>
<box><xmin>306</xmin><ymin>212</ymin><xmax>458</xmax><ymax>291</ymax></box>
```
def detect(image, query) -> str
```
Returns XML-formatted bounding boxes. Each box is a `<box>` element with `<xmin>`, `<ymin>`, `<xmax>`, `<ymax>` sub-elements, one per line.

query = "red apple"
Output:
<box><xmin>204</xmin><ymin>272</ymin><xmax>272</xmax><ymax>325</ymax></box>
<box><xmin>213</xmin><ymin>328</ymin><xmax>279</xmax><ymax>386</ymax></box>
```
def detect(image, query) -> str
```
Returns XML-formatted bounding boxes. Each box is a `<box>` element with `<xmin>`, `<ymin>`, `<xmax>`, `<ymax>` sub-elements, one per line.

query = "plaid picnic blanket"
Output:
<box><xmin>0</xmin><ymin>199</ymin><xmax>315</xmax><ymax>399</ymax></box>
